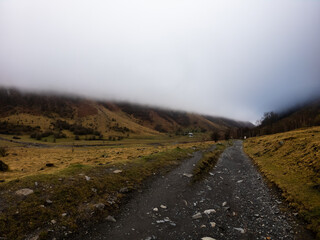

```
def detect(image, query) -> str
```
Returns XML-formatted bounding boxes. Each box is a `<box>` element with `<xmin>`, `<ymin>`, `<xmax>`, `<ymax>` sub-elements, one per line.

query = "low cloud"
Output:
<box><xmin>1</xmin><ymin>0</ymin><xmax>320</xmax><ymax>122</ymax></box>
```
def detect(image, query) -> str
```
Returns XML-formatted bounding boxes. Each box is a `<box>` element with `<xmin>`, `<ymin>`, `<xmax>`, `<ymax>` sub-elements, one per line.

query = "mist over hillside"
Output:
<box><xmin>0</xmin><ymin>87</ymin><xmax>253</xmax><ymax>140</ymax></box>
<box><xmin>240</xmin><ymin>97</ymin><xmax>320</xmax><ymax>137</ymax></box>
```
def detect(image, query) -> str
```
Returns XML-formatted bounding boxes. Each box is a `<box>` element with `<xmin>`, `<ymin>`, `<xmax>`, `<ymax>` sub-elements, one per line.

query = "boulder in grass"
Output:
<box><xmin>16</xmin><ymin>188</ymin><xmax>34</xmax><ymax>196</ymax></box>
<box><xmin>0</xmin><ymin>160</ymin><xmax>9</xmax><ymax>171</ymax></box>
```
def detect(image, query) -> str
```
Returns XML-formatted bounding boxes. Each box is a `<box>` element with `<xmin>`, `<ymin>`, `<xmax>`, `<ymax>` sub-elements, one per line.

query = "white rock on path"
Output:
<box><xmin>153</xmin><ymin>207</ymin><xmax>158</xmax><ymax>212</ymax></box>
<box><xmin>201</xmin><ymin>237</ymin><xmax>216</xmax><ymax>240</ymax></box>
<box><xmin>15</xmin><ymin>188</ymin><xmax>34</xmax><ymax>196</ymax></box>
<box><xmin>183</xmin><ymin>173</ymin><xmax>193</xmax><ymax>178</ymax></box>
<box><xmin>106</xmin><ymin>215</ymin><xmax>116</xmax><ymax>222</ymax></box>
<box><xmin>192</xmin><ymin>212</ymin><xmax>202</xmax><ymax>219</ymax></box>
<box><xmin>204</xmin><ymin>209</ymin><xmax>216</xmax><ymax>215</ymax></box>
<box><xmin>160</xmin><ymin>205</ymin><xmax>167</xmax><ymax>209</ymax></box>
<box><xmin>210</xmin><ymin>222</ymin><xmax>216</xmax><ymax>228</ymax></box>
<box><xmin>234</xmin><ymin>227</ymin><xmax>245</xmax><ymax>233</ymax></box>
<box><xmin>222</xmin><ymin>201</ymin><xmax>227</xmax><ymax>207</ymax></box>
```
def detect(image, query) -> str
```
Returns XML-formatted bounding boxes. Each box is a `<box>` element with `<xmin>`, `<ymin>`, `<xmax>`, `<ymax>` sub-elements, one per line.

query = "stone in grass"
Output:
<box><xmin>113</xmin><ymin>170</ymin><xmax>122</xmax><ymax>174</ymax></box>
<box><xmin>94</xmin><ymin>203</ymin><xmax>105</xmax><ymax>210</ymax></box>
<box><xmin>15</xmin><ymin>188</ymin><xmax>34</xmax><ymax>196</ymax></box>
<box><xmin>0</xmin><ymin>160</ymin><xmax>9</xmax><ymax>171</ymax></box>
<box><xmin>46</xmin><ymin>163</ymin><xmax>54</xmax><ymax>167</ymax></box>
<box><xmin>119</xmin><ymin>187</ymin><xmax>129</xmax><ymax>193</ymax></box>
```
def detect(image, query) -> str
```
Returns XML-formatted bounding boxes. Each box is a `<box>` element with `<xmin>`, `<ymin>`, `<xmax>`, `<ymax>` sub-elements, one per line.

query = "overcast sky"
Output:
<box><xmin>0</xmin><ymin>0</ymin><xmax>320</xmax><ymax>122</ymax></box>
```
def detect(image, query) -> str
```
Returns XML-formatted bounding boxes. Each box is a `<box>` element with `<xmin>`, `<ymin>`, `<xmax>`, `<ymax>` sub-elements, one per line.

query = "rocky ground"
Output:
<box><xmin>71</xmin><ymin>141</ymin><xmax>314</xmax><ymax>240</ymax></box>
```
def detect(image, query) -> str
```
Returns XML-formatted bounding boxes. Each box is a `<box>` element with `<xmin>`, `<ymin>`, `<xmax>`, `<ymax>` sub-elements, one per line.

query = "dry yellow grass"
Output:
<box><xmin>0</xmin><ymin>140</ymin><xmax>212</xmax><ymax>182</ymax></box>
<box><xmin>244</xmin><ymin>126</ymin><xmax>320</xmax><ymax>238</ymax></box>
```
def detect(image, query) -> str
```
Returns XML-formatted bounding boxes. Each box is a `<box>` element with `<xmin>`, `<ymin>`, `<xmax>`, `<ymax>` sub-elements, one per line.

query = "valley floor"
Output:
<box><xmin>72</xmin><ymin>141</ymin><xmax>313</xmax><ymax>240</ymax></box>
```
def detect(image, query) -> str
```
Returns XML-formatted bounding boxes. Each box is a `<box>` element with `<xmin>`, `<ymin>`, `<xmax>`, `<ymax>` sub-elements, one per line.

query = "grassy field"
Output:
<box><xmin>0</xmin><ymin>135</ymin><xmax>213</xmax><ymax>239</ymax></box>
<box><xmin>244</xmin><ymin>126</ymin><xmax>320</xmax><ymax>238</ymax></box>
<box><xmin>0</xmin><ymin>134</ymin><xmax>210</xmax><ymax>182</ymax></box>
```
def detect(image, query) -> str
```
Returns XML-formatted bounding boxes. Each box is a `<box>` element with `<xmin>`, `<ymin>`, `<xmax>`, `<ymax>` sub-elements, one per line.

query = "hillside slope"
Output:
<box><xmin>0</xmin><ymin>88</ymin><xmax>253</xmax><ymax>140</ymax></box>
<box><xmin>244</xmin><ymin>127</ymin><xmax>320</xmax><ymax>238</ymax></box>
<box><xmin>251</xmin><ymin>98</ymin><xmax>320</xmax><ymax>136</ymax></box>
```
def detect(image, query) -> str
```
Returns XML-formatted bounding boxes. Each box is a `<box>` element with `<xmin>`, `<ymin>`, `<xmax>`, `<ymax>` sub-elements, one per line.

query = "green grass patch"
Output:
<box><xmin>244</xmin><ymin>126</ymin><xmax>320</xmax><ymax>239</ymax></box>
<box><xmin>0</xmin><ymin>146</ymin><xmax>197</xmax><ymax>240</ymax></box>
<box><xmin>192</xmin><ymin>142</ymin><xmax>228</xmax><ymax>182</ymax></box>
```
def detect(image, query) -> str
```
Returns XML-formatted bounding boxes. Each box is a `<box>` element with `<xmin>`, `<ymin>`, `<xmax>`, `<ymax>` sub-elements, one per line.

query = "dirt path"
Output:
<box><xmin>73</xmin><ymin>141</ymin><xmax>313</xmax><ymax>240</ymax></box>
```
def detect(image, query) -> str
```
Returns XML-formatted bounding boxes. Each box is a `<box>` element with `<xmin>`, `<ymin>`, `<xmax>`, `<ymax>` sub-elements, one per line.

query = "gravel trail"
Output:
<box><xmin>74</xmin><ymin>141</ymin><xmax>313</xmax><ymax>240</ymax></box>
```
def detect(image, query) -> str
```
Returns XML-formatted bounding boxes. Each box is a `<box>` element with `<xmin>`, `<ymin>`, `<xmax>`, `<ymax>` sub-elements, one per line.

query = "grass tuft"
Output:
<box><xmin>192</xmin><ymin>142</ymin><xmax>228</xmax><ymax>182</ymax></box>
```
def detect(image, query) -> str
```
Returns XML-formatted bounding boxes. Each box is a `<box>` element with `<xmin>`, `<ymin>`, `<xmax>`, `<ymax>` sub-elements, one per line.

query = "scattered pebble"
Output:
<box><xmin>204</xmin><ymin>209</ymin><xmax>216</xmax><ymax>215</ymax></box>
<box><xmin>201</xmin><ymin>237</ymin><xmax>216</xmax><ymax>240</ymax></box>
<box><xmin>183</xmin><ymin>173</ymin><xmax>193</xmax><ymax>178</ymax></box>
<box><xmin>160</xmin><ymin>205</ymin><xmax>167</xmax><ymax>209</ymax></box>
<box><xmin>234</xmin><ymin>227</ymin><xmax>245</xmax><ymax>233</ymax></box>
<box><xmin>210</xmin><ymin>222</ymin><xmax>216</xmax><ymax>228</ymax></box>
<box><xmin>94</xmin><ymin>203</ymin><xmax>105</xmax><ymax>210</ymax></box>
<box><xmin>51</xmin><ymin>219</ymin><xmax>57</xmax><ymax>224</ymax></box>
<box><xmin>106</xmin><ymin>215</ymin><xmax>116</xmax><ymax>222</ymax></box>
<box><xmin>192</xmin><ymin>212</ymin><xmax>202</xmax><ymax>219</ymax></box>
<box><xmin>222</xmin><ymin>201</ymin><xmax>227</xmax><ymax>207</ymax></box>
<box><xmin>113</xmin><ymin>170</ymin><xmax>123</xmax><ymax>174</ymax></box>
<box><xmin>153</xmin><ymin>208</ymin><xmax>159</xmax><ymax>212</ymax></box>
<box><xmin>85</xmin><ymin>176</ymin><xmax>91</xmax><ymax>181</ymax></box>
<box><xmin>119</xmin><ymin>187</ymin><xmax>129</xmax><ymax>193</ymax></box>
<box><xmin>15</xmin><ymin>188</ymin><xmax>34</xmax><ymax>196</ymax></box>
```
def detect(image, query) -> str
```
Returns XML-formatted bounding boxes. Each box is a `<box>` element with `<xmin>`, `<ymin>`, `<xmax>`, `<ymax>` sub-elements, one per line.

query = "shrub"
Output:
<box><xmin>0</xmin><ymin>160</ymin><xmax>9</xmax><ymax>171</ymax></box>
<box><xmin>0</xmin><ymin>147</ymin><xmax>7</xmax><ymax>157</ymax></box>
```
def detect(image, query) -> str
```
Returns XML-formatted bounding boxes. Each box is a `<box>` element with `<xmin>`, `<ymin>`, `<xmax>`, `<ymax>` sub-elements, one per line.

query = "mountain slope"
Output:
<box><xmin>250</xmin><ymin>98</ymin><xmax>320</xmax><ymax>136</ymax></box>
<box><xmin>0</xmin><ymin>87</ymin><xmax>253</xmax><ymax>139</ymax></box>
